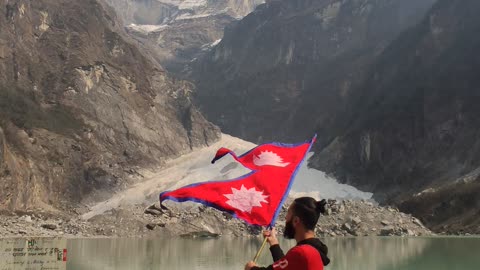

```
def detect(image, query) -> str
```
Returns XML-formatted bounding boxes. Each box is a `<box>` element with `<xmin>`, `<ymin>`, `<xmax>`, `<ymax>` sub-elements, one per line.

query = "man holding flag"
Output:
<box><xmin>245</xmin><ymin>197</ymin><xmax>330</xmax><ymax>270</ymax></box>
<box><xmin>159</xmin><ymin>135</ymin><xmax>330</xmax><ymax>268</ymax></box>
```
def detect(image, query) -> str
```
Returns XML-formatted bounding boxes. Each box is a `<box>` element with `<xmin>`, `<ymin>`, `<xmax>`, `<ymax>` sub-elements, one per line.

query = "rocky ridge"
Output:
<box><xmin>0</xmin><ymin>199</ymin><xmax>434</xmax><ymax>238</ymax></box>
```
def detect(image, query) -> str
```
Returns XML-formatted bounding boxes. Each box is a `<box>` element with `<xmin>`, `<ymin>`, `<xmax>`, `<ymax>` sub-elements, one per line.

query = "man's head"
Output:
<box><xmin>283</xmin><ymin>197</ymin><xmax>327</xmax><ymax>239</ymax></box>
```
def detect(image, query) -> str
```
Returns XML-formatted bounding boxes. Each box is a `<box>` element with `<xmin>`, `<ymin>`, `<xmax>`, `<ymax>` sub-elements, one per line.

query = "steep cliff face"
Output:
<box><xmin>0</xmin><ymin>0</ymin><xmax>219</xmax><ymax>211</ymax></box>
<box><xmin>311</xmin><ymin>0</ymin><xmax>480</xmax><ymax>232</ymax></box>
<box><xmin>192</xmin><ymin>0</ymin><xmax>436</xmax><ymax>143</ymax></box>
<box><xmin>127</xmin><ymin>13</ymin><xmax>234</xmax><ymax>73</ymax></box>
<box><xmin>104</xmin><ymin>0</ymin><xmax>264</xmax><ymax>72</ymax></box>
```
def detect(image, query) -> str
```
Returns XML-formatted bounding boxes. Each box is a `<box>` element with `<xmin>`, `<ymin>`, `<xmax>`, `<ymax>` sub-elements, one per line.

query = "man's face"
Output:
<box><xmin>283</xmin><ymin>205</ymin><xmax>296</xmax><ymax>239</ymax></box>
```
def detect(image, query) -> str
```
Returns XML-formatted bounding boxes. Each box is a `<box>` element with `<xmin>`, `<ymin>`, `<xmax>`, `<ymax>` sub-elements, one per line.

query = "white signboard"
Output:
<box><xmin>0</xmin><ymin>238</ymin><xmax>67</xmax><ymax>270</ymax></box>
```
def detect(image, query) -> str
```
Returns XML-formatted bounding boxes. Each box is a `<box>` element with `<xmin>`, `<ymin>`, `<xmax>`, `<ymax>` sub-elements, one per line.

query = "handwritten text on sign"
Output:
<box><xmin>0</xmin><ymin>238</ymin><xmax>67</xmax><ymax>270</ymax></box>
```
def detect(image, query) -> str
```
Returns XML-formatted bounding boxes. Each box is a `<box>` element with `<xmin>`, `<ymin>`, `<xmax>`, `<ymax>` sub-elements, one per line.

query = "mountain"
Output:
<box><xmin>189</xmin><ymin>0</ymin><xmax>480</xmax><ymax>233</ymax></box>
<box><xmin>192</xmin><ymin>0</ymin><xmax>436</xmax><ymax>143</ymax></box>
<box><xmin>104</xmin><ymin>0</ymin><xmax>263</xmax><ymax>72</ymax></box>
<box><xmin>0</xmin><ymin>0</ymin><xmax>219</xmax><ymax>211</ymax></box>
<box><xmin>311</xmin><ymin>0</ymin><xmax>480</xmax><ymax>233</ymax></box>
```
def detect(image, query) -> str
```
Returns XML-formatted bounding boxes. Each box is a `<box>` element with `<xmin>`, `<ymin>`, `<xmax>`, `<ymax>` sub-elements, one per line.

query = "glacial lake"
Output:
<box><xmin>66</xmin><ymin>237</ymin><xmax>480</xmax><ymax>270</ymax></box>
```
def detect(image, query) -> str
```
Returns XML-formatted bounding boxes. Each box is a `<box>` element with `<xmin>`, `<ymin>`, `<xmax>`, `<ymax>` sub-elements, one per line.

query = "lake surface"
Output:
<box><xmin>67</xmin><ymin>237</ymin><xmax>480</xmax><ymax>270</ymax></box>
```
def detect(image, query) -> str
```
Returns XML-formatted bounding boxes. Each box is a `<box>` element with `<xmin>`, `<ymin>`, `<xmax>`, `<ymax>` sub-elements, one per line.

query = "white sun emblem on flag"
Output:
<box><xmin>224</xmin><ymin>185</ymin><xmax>269</xmax><ymax>213</ymax></box>
<box><xmin>253</xmin><ymin>151</ymin><xmax>290</xmax><ymax>167</ymax></box>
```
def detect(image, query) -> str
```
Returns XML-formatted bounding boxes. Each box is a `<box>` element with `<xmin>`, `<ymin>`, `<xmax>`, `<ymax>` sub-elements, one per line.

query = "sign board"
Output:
<box><xmin>0</xmin><ymin>238</ymin><xmax>67</xmax><ymax>270</ymax></box>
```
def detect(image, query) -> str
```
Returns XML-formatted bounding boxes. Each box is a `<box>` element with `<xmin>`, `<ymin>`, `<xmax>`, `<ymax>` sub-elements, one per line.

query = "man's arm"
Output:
<box><xmin>247</xmin><ymin>247</ymin><xmax>306</xmax><ymax>270</ymax></box>
<box><xmin>271</xmin><ymin>247</ymin><xmax>307</xmax><ymax>270</ymax></box>
<box><xmin>245</xmin><ymin>228</ymin><xmax>283</xmax><ymax>270</ymax></box>
<box><xmin>248</xmin><ymin>244</ymin><xmax>284</xmax><ymax>270</ymax></box>
<box><xmin>269</xmin><ymin>244</ymin><xmax>284</xmax><ymax>262</ymax></box>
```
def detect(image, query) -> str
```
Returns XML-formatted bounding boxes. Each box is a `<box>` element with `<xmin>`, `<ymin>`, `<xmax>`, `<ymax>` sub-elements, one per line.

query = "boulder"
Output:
<box><xmin>41</xmin><ymin>224</ymin><xmax>57</xmax><ymax>230</ymax></box>
<box><xmin>380</xmin><ymin>226</ymin><xmax>395</xmax><ymax>236</ymax></box>
<box><xmin>381</xmin><ymin>220</ymin><xmax>391</xmax><ymax>226</ymax></box>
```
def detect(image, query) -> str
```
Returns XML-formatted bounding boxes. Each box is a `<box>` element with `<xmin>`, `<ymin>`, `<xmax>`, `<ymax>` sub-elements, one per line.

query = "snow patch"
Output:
<box><xmin>291</xmin><ymin>153</ymin><xmax>373</xmax><ymax>200</ymax></box>
<box><xmin>178</xmin><ymin>0</ymin><xmax>207</xmax><ymax>10</ymax></box>
<box><xmin>175</xmin><ymin>12</ymin><xmax>213</xmax><ymax>20</ymax></box>
<box><xmin>127</xmin><ymin>24</ymin><xmax>169</xmax><ymax>34</ymax></box>
<box><xmin>39</xmin><ymin>11</ymin><xmax>49</xmax><ymax>32</ymax></box>
<box><xmin>211</xmin><ymin>39</ymin><xmax>222</xmax><ymax>47</ymax></box>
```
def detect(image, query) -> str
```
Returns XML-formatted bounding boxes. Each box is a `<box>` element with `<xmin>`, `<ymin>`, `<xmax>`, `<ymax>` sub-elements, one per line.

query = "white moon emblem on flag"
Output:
<box><xmin>224</xmin><ymin>185</ymin><xmax>268</xmax><ymax>213</ymax></box>
<box><xmin>253</xmin><ymin>151</ymin><xmax>290</xmax><ymax>167</ymax></box>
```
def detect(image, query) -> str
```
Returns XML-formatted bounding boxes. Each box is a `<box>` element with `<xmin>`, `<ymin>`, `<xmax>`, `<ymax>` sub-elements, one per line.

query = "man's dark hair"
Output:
<box><xmin>291</xmin><ymin>197</ymin><xmax>327</xmax><ymax>230</ymax></box>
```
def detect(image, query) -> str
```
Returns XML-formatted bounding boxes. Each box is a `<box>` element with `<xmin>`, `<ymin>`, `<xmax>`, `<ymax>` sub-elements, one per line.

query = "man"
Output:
<box><xmin>245</xmin><ymin>197</ymin><xmax>331</xmax><ymax>270</ymax></box>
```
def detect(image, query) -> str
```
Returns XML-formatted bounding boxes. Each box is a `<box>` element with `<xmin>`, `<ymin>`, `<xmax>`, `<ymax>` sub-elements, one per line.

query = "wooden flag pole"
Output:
<box><xmin>253</xmin><ymin>226</ymin><xmax>274</xmax><ymax>263</ymax></box>
<box><xmin>253</xmin><ymin>236</ymin><xmax>269</xmax><ymax>263</ymax></box>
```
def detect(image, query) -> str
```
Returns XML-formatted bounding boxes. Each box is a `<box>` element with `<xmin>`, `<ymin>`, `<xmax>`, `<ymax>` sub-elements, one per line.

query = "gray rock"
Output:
<box><xmin>413</xmin><ymin>218</ymin><xmax>424</xmax><ymax>227</ymax></box>
<box><xmin>380</xmin><ymin>226</ymin><xmax>395</xmax><ymax>236</ymax></box>
<box><xmin>342</xmin><ymin>223</ymin><xmax>355</xmax><ymax>235</ymax></box>
<box><xmin>351</xmin><ymin>217</ymin><xmax>362</xmax><ymax>225</ymax></box>
<box><xmin>146</xmin><ymin>223</ymin><xmax>156</xmax><ymax>230</ymax></box>
<box><xmin>381</xmin><ymin>220</ymin><xmax>391</xmax><ymax>226</ymax></box>
<box><xmin>145</xmin><ymin>208</ymin><xmax>162</xmax><ymax>216</ymax></box>
<box><xmin>41</xmin><ymin>224</ymin><xmax>57</xmax><ymax>230</ymax></box>
<box><xmin>342</xmin><ymin>223</ymin><xmax>352</xmax><ymax>231</ymax></box>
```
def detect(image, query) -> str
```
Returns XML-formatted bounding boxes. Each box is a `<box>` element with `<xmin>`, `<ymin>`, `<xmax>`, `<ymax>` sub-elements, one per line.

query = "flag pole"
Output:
<box><xmin>253</xmin><ymin>225</ymin><xmax>273</xmax><ymax>263</ymax></box>
<box><xmin>253</xmin><ymin>236</ymin><xmax>269</xmax><ymax>263</ymax></box>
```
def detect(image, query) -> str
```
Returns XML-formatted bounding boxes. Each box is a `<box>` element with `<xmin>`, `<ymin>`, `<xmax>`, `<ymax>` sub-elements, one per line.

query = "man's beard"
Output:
<box><xmin>283</xmin><ymin>220</ymin><xmax>295</xmax><ymax>239</ymax></box>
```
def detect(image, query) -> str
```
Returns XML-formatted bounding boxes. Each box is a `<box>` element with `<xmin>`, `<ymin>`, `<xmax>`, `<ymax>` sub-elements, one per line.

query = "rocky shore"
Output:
<box><xmin>0</xmin><ymin>199</ymin><xmax>436</xmax><ymax>239</ymax></box>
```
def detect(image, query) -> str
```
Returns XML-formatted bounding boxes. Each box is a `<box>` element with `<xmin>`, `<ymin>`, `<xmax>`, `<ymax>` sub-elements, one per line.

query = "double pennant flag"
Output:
<box><xmin>159</xmin><ymin>136</ymin><xmax>316</xmax><ymax>227</ymax></box>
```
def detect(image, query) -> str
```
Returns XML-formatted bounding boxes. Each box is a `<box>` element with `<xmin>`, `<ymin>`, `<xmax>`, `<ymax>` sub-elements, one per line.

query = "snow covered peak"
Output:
<box><xmin>105</xmin><ymin>0</ymin><xmax>264</xmax><ymax>26</ymax></box>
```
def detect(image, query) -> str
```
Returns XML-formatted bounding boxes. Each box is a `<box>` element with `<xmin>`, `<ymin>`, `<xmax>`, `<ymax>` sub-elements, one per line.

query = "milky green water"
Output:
<box><xmin>67</xmin><ymin>237</ymin><xmax>480</xmax><ymax>270</ymax></box>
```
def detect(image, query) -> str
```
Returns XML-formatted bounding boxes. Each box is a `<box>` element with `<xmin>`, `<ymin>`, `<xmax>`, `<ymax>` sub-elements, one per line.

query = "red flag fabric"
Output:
<box><xmin>160</xmin><ymin>136</ymin><xmax>316</xmax><ymax>227</ymax></box>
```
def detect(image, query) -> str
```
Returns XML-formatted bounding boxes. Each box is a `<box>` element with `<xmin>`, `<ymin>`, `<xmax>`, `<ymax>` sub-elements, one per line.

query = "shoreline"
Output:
<box><xmin>1</xmin><ymin>233</ymin><xmax>479</xmax><ymax>240</ymax></box>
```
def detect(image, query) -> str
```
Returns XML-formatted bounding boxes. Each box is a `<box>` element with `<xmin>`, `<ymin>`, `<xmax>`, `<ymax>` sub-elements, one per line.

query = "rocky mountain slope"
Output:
<box><xmin>104</xmin><ymin>0</ymin><xmax>263</xmax><ymax>72</ymax></box>
<box><xmin>311</xmin><ymin>0</ymin><xmax>480</xmax><ymax>233</ymax></box>
<box><xmin>189</xmin><ymin>0</ymin><xmax>480</xmax><ymax>233</ymax></box>
<box><xmin>192</xmin><ymin>0</ymin><xmax>436</xmax><ymax>143</ymax></box>
<box><xmin>0</xmin><ymin>0</ymin><xmax>219</xmax><ymax>212</ymax></box>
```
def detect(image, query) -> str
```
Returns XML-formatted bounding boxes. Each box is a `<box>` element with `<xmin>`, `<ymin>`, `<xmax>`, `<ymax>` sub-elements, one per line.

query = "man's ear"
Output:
<box><xmin>293</xmin><ymin>216</ymin><xmax>300</xmax><ymax>226</ymax></box>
